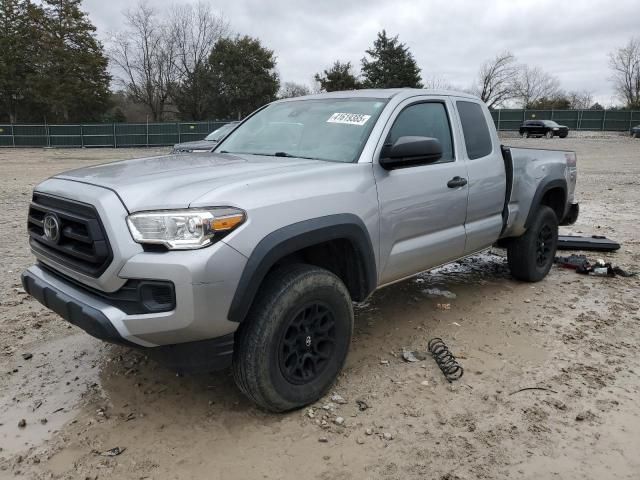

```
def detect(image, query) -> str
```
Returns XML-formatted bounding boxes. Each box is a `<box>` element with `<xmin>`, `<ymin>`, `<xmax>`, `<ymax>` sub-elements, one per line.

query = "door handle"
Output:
<box><xmin>447</xmin><ymin>176</ymin><xmax>468</xmax><ymax>188</ymax></box>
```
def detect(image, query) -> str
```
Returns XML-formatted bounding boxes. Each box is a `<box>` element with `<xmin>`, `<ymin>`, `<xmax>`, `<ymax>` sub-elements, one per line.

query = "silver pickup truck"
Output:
<box><xmin>22</xmin><ymin>89</ymin><xmax>578</xmax><ymax>412</ymax></box>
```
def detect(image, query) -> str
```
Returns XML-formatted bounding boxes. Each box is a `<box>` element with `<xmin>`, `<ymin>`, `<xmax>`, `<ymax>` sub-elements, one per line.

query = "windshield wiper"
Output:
<box><xmin>220</xmin><ymin>151</ymin><xmax>321</xmax><ymax>161</ymax></box>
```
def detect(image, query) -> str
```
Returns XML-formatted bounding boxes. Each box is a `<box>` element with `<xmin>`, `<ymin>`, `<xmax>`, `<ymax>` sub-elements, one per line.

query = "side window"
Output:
<box><xmin>456</xmin><ymin>101</ymin><xmax>492</xmax><ymax>159</ymax></box>
<box><xmin>386</xmin><ymin>102</ymin><xmax>454</xmax><ymax>163</ymax></box>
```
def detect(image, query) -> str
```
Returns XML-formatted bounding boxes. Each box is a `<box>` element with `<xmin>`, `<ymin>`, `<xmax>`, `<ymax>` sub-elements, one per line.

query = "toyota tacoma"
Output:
<box><xmin>22</xmin><ymin>89</ymin><xmax>579</xmax><ymax>412</ymax></box>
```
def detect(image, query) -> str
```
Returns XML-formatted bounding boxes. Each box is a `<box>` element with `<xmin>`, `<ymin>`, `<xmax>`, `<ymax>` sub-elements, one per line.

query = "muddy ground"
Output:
<box><xmin>0</xmin><ymin>137</ymin><xmax>639</xmax><ymax>479</ymax></box>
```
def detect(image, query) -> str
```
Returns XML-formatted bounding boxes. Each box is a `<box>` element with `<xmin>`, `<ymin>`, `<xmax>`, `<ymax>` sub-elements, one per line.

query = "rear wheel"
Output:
<box><xmin>507</xmin><ymin>206</ymin><xmax>558</xmax><ymax>282</ymax></box>
<box><xmin>233</xmin><ymin>264</ymin><xmax>353</xmax><ymax>412</ymax></box>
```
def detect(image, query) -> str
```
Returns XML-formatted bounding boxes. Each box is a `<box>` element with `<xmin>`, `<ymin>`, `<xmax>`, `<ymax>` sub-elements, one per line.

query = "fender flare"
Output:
<box><xmin>227</xmin><ymin>214</ymin><xmax>377</xmax><ymax>323</ymax></box>
<box><xmin>524</xmin><ymin>178</ymin><xmax>567</xmax><ymax>229</ymax></box>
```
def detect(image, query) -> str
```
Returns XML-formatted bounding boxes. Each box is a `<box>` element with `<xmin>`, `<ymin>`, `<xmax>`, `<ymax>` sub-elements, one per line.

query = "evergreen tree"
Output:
<box><xmin>314</xmin><ymin>61</ymin><xmax>360</xmax><ymax>92</ymax></box>
<box><xmin>36</xmin><ymin>0</ymin><xmax>110</xmax><ymax>122</ymax></box>
<box><xmin>208</xmin><ymin>36</ymin><xmax>279</xmax><ymax>119</ymax></box>
<box><xmin>0</xmin><ymin>0</ymin><xmax>43</xmax><ymax>122</ymax></box>
<box><xmin>361</xmin><ymin>30</ymin><xmax>422</xmax><ymax>89</ymax></box>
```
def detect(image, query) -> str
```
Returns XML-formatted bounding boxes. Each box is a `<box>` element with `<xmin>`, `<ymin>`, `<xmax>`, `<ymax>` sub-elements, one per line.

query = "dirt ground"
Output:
<box><xmin>0</xmin><ymin>137</ymin><xmax>639</xmax><ymax>479</ymax></box>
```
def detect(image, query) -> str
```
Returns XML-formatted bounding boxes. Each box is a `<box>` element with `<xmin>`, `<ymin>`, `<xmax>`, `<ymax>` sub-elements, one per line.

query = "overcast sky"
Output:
<box><xmin>84</xmin><ymin>0</ymin><xmax>638</xmax><ymax>106</ymax></box>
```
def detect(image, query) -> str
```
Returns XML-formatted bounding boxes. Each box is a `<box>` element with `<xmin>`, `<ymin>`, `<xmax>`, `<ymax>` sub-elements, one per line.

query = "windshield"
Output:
<box><xmin>543</xmin><ymin>120</ymin><xmax>560</xmax><ymax>127</ymax></box>
<box><xmin>215</xmin><ymin>98</ymin><xmax>388</xmax><ymax>162</ymax></box>
<box><xmin>205</xmin><ymin>123</ymin><xmax>236</xmax><ymax>142</ymax></box>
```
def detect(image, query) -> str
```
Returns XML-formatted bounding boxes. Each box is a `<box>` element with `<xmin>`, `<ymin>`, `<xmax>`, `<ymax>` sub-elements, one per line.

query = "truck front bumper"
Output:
<box><xmin>22</xmin><ymin>239</ymin><xmax>247</xmax><ymax>371</ymax></box>
<box><xmin>22</xmin><ymin>265</ymin><xmax>236</xmax><ymax>371</ymax></box>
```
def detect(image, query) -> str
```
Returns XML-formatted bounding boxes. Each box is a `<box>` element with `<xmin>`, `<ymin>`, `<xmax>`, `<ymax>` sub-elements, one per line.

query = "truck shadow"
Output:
<box><xmin>96</xmin><ymin>250</ymin><xmax>512</xmax><ymax>420</ymax></box>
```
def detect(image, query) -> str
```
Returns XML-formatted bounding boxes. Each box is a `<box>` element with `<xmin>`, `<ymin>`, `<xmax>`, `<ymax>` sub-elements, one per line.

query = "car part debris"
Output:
<box><xmin>100</xmin><ymin>447</ymin><xmax>126</xmax><ymax>457</ymax></box>
<box><xmin>557</xmin><ymin>235</ymin><xmax>620</xmax><ymax>252</ymax></box>
<box><xmin>427</xmin><ymin>338</ymin><xmax>464</xmax><ymax>382</ymax></box>
<box><xmin>554</xmin><ymin>255</ymin><xmax>636</xmax><ymax>277</ymax></box>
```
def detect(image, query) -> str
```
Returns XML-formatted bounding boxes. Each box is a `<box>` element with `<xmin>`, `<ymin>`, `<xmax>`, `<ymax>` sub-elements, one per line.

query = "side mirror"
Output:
<box><xmin>379</xmin><ymin>136</ymin><xmax>443</xmax><ymax>170</ymax></box>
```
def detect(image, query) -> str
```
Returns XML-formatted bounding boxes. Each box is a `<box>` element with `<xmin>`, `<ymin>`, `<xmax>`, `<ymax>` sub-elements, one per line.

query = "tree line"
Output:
<box><xmin>1</xmin><ymin>0</ymin><xmax>639</xmax><ymax>124</ymax></box>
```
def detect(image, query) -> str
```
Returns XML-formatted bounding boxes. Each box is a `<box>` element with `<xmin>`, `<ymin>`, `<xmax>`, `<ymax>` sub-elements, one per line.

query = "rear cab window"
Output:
<box><xmin>456</xmin><ymin>101</ymin><xmax>493</xmax><ymax>159</ymax></box>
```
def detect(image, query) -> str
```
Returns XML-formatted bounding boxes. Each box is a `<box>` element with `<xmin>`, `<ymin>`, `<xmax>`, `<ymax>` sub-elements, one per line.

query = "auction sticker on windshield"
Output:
<box><xmin>327</xmin><ymin>113</ymin><xmax>371</xmax><ymax>126</ymax></box>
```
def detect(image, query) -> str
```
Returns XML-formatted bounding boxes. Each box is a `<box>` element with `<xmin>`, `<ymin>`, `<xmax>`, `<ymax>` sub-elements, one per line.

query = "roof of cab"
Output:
<box><xmin>276</xmin><ymin>88</ymin><xmax>481</xmax><ymax>102</ymax></box>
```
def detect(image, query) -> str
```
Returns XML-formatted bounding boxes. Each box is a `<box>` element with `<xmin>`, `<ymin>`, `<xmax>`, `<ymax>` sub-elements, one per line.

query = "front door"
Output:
<box><xmin>374</xmin><ymin>98</ymin><xmax>469</xmax><ymax>285</ymax></box>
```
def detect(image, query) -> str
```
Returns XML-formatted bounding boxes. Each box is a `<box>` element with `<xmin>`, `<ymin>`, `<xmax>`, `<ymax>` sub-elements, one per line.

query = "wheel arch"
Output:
<box><xmin>524</xmin><ymin>179</ymin><xmax>567</xmax><ymax>229</ymax></box>
<box><xmin>227</xmin><ymin>214</ymin><xmax>377</xmax><ymax>323</ymax></box>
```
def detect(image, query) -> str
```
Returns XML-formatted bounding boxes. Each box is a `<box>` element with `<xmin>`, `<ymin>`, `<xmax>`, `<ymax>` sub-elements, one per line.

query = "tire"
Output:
<box><xmin>507</xmin><ymin>206</ymin><xmax>558</xmax><ymax>282</ymax></box>
<box><xmin>559</xmin><ymin>133</ymin><xmax>568</xmax><ymax>138</ymax></box>
<box><xmin>546</xmin><ymin>130</ymin><xmax>554</xmax><ymax>139</ymax></box>
<box><xmin>232</xmin><ymin>264</ymin><xmax>354</xmax><ymax>412</ymax></box>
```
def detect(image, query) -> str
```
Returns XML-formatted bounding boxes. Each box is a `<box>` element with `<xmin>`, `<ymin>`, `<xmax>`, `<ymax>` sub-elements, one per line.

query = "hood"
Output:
<box><xmin>53</xmin><ymin>153</ymin><xmax>338</xmax><ymax>212</ymax></box>
<box><xmin>172</xmin><ymin>140</ymin><xmax>216</xmax><ymax>152</ymax></box>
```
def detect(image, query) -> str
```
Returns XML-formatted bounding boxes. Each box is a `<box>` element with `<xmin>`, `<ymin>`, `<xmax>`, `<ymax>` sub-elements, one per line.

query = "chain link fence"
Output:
<box><xmin>0</xmin><ymin>121</ymin><xmax>231</xmax><ymax>147</ymax></box>
<box><xmin>1</xmin><ymin>111</ymin><xmax>639</xmax><ymax>148</ymax></box>
<box><xmin>490</xmin><ymin>109</ymin><xmax>640</xmax><ymax>131</ymax></box>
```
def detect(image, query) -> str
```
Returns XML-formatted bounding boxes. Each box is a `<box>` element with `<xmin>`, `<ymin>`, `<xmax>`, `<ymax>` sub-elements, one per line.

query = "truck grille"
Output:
<box><xmin>27</xmin><ymin>193</ymin><xmax>113</xmax><ymax>277</ymax></box>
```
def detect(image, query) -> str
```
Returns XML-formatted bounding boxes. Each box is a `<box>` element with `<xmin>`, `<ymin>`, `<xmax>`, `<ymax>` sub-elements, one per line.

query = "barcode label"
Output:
<box><xmin>327</xmin><ymin>113</ymin><xmax>371</xmax><ymax>126</ymax></box>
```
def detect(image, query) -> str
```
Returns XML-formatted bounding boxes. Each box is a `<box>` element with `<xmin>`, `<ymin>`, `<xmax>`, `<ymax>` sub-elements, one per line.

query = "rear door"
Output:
<box><xmin>373</xmin><ymin>96</ymin><xmax>469</xmax><ymax>285</ymax></box>
<box><xmin>454</xmin><ymin>99</ymin><xmax>506</xmax><ymax>254</ymax></box>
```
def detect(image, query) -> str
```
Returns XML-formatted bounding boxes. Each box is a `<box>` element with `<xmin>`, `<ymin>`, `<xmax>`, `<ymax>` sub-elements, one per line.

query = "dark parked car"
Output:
<box><xmin>631</xmin><ymin>125</ymin><xmax>640</xmax><ymax>138</ymax></box>
<box><xmin>172</xmin><ymin>121</ymin><xmax>239</xmax><ymax>153</ymax></box>
<box><xmin>519</xmin><ymin>120</ymin><xmax>569</xmax><ymax>138</ymax></box>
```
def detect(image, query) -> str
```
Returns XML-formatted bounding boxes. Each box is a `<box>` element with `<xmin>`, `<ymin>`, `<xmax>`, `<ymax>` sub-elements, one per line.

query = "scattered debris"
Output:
<box><xmin>21</xmin><ymin>353</ymin><xmax>33</xmax><ymax>361</ymax></box>
<box><xmin>330</xmin><ymin>394</ymin><xmax>347</xmax><ymax>405</ymax></box>
<box><xmin>356</xmin><ymin>399</ymin><xmax>370</xmax><ymax>412</ymax></box>
<box><xmin>380</xmin><ymin>360</ymin><xmax>390</xmax><ymax>365</ymax></box>
<box><xmin>356</xmin><ymin>437</ymin><xmax>365</xmax><ymax>445</ymax></box>
<box><xmin>422</xmin><ymin>287</ymin><xmax>457</xmax><ymax>299</ymax></box>
<box><xmin>334</xmin><ymin>416</ymin><xmax>345</xmax><ymax>426</ymax></box>
<box><xmin>17</xmin><ymin>419</ymin><xmax>26</xmax><ymax>428</ymax></box>
<box><xmin>318</xmin><ymin>436</ymin><xmax>328</xmax><ymax>443</ymax></box>
<box><xmin>509</xmin><ymin>387</ymin><xmax>558</xmax><ymax>396</ymax></box>
<box><xmin>99</xmin><ymin>447</ymin><xmax>126</xmax><ymax>457</ymax></box>
<box><xmin>402</xmin><ymin>348</ymin><xmax>427</xmax><ymax>363</ymax></box>
<box><xmin>555</xmin><ymin>255</ymin><xmax>636</xmax><ymax>277</ymax></box>
<box><xmin>382</xmin><ymin>432</ymin><xmax>394</xmax><ymax>441</ymax></box>
<box><xmin>365</xmin><ymin>428</ymin><xmax>374</xmax><ymax>436</ymax></box>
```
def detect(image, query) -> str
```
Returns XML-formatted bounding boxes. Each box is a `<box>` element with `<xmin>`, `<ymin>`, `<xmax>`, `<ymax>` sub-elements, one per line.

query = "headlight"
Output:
<box><xmin>126</xmin><ymin>208</ymin><xmax>245</xmax><ymax>250</ymax></box>
<box><xmin>553</xmin><ymin>127</ymin><xmax>559</xmax><ymax>131</ymax></box>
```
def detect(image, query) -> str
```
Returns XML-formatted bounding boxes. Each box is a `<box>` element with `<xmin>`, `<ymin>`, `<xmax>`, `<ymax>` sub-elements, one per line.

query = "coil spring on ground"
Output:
<box><xmin>428</xmin><ymin>337</ymin><xmax>464</xmax><ymax>382</ymax></box>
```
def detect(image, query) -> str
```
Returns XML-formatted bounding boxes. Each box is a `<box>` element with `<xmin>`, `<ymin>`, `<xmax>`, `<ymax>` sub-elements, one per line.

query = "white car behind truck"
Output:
<box><xmin>22</xmin><ymin>89</ymin><xmax>578</xmax><ymax>411</ymax></box>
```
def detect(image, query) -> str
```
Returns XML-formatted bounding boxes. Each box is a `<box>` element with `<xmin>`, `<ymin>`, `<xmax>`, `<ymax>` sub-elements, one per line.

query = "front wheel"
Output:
<box><xmin>233</xmin><ymin>264</ymin><xmax>353</xmax><ymax>412</ymax></box>
<box><xmin>507</xmin><ymin>206</ymin><xmax>558</xmax><ymax>282</ymax></box>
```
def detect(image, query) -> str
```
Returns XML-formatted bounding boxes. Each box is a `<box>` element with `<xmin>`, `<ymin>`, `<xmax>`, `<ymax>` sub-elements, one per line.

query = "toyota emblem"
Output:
<box><xmin>43</xmin><ymin>213</ymin><xmax>61</xmax><ymax>243</ymax></box>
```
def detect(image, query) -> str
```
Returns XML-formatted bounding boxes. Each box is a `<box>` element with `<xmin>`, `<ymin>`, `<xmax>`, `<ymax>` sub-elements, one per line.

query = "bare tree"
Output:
<box><xmin>279</xmin><ymin>82</ymin><xmax>311</xmax><ymax>99</ymax></box>
<box><xmin>515</xmin><ymin>66</ymin><xmax>561</xmax><ymax>108</ymax></box>
<box><xmin>169</xmin><ymin>2</ymin><xmax>228</xmax><ymax>119</ymax></box>
<box><xmin>170</xmin><ymin>2</ymin><xmax>227</xmax><ymax>77</ymax></box>
<box><xmin>423</xmin><ymin>75</ymin><xmax>454</xmax><ymax>90</ymax></box>
<box><xmin>109</xmin><ymin>2</ymin><xmax>178</xmax><ymax>121</ymax></box>
<box><xmin>609</xmin><ymin>37</ymin><xmax>640</xmax><ymax>109</ymax></box>
<box><xmin>566</xmin><ymin>90</ymin><xmax>594</xmax><ymax>110</ymax></box>
<box><xmin>471</xmin><ymin>51</ymin><xmax>520</xmax><ymax>108</ymax></box>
